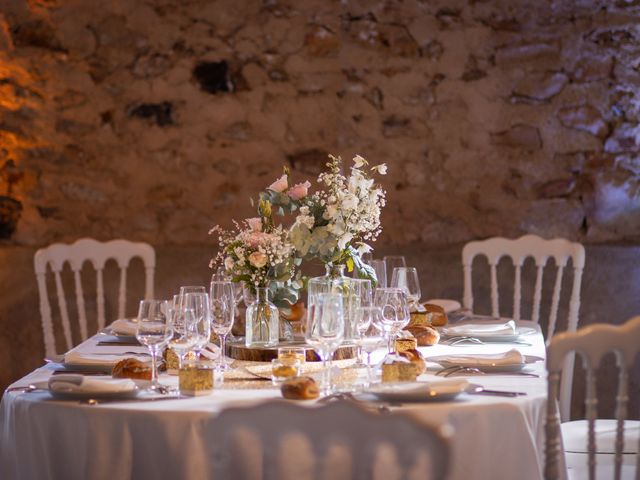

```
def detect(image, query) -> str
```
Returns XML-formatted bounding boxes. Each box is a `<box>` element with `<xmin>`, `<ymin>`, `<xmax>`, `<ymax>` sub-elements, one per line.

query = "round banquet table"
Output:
<box><xmin>1</xmin><ymin>321</ymin><xmax>552</xmax><ymax>480</ymax></box>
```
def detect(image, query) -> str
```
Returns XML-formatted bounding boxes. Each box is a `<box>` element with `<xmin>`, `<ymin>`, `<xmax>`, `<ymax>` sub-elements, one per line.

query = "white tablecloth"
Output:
<box><xmin>1</xmin><ymin>322</ymin><xmax>549</xmax><ymax>480</ymax></box>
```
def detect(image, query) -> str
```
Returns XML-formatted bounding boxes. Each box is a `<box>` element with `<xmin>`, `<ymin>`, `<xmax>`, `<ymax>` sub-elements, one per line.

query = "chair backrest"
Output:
<box><xmin>462</xmin><ymin>234</ymin><xmax>585</xmax><ymax>336</ymax></box>
<box><xmin>545</xmin><ymin>316</ymin><xmax>640</xmax><ymax>480</ymax></box>
<box><xmin>207</xmin><ymin>400</ymin><xmax>451</xmax><ymax>480</ymax></box>
<box><xmin>34</xmin><ymin>238</ymin><xmax>155</xmax><ymax>357</ymax></box>
<box><xmin>462</xmin><ymin>234</ymin><xmax>585</xmax><ymax>421</ymax></box>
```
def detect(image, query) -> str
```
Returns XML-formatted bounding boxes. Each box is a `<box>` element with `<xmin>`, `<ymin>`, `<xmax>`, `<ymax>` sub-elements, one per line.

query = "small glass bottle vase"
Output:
<box><xmin>245</xmin><ymin>287</ymin><xmax>279</xmax><ymax>348</ymax></box>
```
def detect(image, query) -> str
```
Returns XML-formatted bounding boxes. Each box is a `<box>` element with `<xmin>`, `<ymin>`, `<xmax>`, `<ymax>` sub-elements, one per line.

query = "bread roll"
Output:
<box><xmin>112</xmin><ymin>358</ymin><xmax>152</xmax><ymax>380</ymax></box>
<box><xmin>424</xmin><ymin>303</ymin><xmax>448</xmax><ymax>327</ymax></box>
<box><xmin>398</xmin><ymin>349</ymin><xmax>426</xmax><ymax>375</ymax></box>
<box><xmin>406</xmin><ymin>325</ymin><xmax>440</xmax><ymax>346</ymax></box>
<box><xmin>281</xmin><ymin>376</ymin><xmax>319</xmax><ymax>400</ymax></box>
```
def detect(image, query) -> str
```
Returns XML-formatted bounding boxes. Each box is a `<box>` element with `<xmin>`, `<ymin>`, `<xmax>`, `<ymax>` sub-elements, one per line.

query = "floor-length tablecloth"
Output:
<box><xmin>1</xmin><ymin>321</ymin><xmax>549</xmax><ymax>480</ymax></box>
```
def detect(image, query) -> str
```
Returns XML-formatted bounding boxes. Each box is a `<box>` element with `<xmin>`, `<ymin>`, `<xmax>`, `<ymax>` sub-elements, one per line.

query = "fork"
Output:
<box><xmin>436</xmin><ymin>366</ymin><xmax>485</xmax><ymax>377</ymax></box>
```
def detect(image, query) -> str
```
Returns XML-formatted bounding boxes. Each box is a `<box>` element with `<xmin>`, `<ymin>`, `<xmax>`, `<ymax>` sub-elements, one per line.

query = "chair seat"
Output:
<box><xmin>562</xmin><ymin>420</ymin><xmax>640</xmax><ymax>454</ymax></box>
<box><xmin>568</xmin><ymin>463</ymin><xmax>637</xmax><ymax>480</ymax></box>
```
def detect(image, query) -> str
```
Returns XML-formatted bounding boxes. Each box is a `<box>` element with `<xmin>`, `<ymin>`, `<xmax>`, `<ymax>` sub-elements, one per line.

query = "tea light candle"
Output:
<box><xmin>179</xmin><ymin>361</ymin><xmax>214</xmax><ymax>395</ymax></box>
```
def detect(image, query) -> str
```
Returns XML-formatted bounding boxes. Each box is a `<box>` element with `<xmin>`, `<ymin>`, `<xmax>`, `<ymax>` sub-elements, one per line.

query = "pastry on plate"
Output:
<box><xmin>281</xmin><ymin>376</ymin><xmax>319</xmax><ymax>400</ymax></box>
<box><xmin>112</xmin><ymin>358</ymin><xmax>152</xmax><ymax>381</ymax></box>
<box><xmin>398</xmin><ymin>348</ymin><xmax>426</xmax><ymax>375</ymax></box>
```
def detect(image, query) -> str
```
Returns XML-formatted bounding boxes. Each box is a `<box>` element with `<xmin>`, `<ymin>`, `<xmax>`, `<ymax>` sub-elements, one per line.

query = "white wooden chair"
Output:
<box><xmin>545</xmin><ymin>316</ymin><xmax>640</xmax><ymax>480</ymax></box>
<box><xmin>207</xmin><ymin>400</ymin><xmax>451</xmax><ymax>480</ymax></box>
<box><xmin>34</xmin><ymin>238</ymin><xmax>155</xmax><ymax>357</ymax></box>
<box><xmin>462</xmin><ymin>234</ymin><xmax>585</xmax><ymax>421</ymax></box>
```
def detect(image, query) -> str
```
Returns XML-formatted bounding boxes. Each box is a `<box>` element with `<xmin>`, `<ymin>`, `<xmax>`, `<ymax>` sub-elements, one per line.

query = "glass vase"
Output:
<box><xmin>245</xmin><ymin>287</ymin><xmax>279</xmax><ymax>347</ymax></box>
<box><xmin>307</xmin><ymin>264</ymin><xmax>355</xmax><ymax>340</ymax></box>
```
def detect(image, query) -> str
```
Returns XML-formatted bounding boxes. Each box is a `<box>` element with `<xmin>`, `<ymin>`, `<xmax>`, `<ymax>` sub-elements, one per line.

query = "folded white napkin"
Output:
<box><xmin>64</xmin><ymin>350</ymin><xmax>149</xmax><ymax>367</ymax></box>
<box><xmin>48</xmin><ymin>374</ymin><xmax>136</xmax><ymax>394</ymax></box>
<box><xmin>432</xmin><ymin>348</ymin><xmax>525</xmax><ymax>367</ymax></box>
<box><xmin>109</xmin><ymin>318</ymin><xmax>138</xmax><ymax>336</ymax></box>
<box><xmin>444</xmin><ymin>319</ymin><xmax>517</xmax><ymax>337</ymax></box>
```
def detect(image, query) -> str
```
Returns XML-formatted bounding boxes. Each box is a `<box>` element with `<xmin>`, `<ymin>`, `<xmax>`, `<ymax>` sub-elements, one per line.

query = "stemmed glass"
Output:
<box><xmin>391</xmin><ymin>267</ymin><xmax>422</xmax><ymax>307</ymax></box>
<box><xmin>210</xmin><ymin>280</ymin><xmax>235</xmax><ymax>371</ymax></box>
<box><xmin>183</xmin><ymin>292</ymin><xmax>211</xmax><ymax>360</ymax></box>
<box><xmin>305</xmin><ymin>293</ymin><xmax>345</xmax><ymax>396</ymax></box>
<box><xmin>136</xmin><ymin>299</ymin><xmax>173</xmax><ymax>391</ymax></box>
<box><xmin>211</xmin><ymin>272</ymin><xmax>242</xmax><ymax>340</ymax></box>
<box><xmin>383</xmin><ymin>255</ymin><xmax>406</xmax><ymax>280</ymax></box>
<box><xmin>374</xmin><ymin>288</ymin><xmax>410</xmax><ymax>356</ymax></box>
<box><xmin>348</xmin><ymin>279</ymin><xmax>372</xmax><ymax>366</ymax></box>
<box><xmin>368</xmin><ymin>259</ymin><xmax>387</xmax><ymax>288</ymax></box>
<box><xmin>356</xmin><ymin>306</ymin><xmax>385</xmax><ymax>386</ymax></box>
<box><xmin>168</xmin><ymin>294</ymin><xmax>198</xmax><ymax>369</ymax></box>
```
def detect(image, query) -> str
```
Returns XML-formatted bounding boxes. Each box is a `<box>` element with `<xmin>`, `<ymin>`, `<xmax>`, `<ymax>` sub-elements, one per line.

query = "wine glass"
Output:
<box><xmin>210</xmin><ymin>280</ymin><xmax>235</xmax><ymax>371</ymax></box>
<box><xmin>391</xmin><ymin>267</ymin><xmax>422</xmax><ymax>307</ymax></box>
<box><xmin>305</xmin><ymin>293</ymin><xmax>345</xmax><ymax>396</ymax></box>
<box><xmin>183</xmin><ymin>292</ymin><xmax>211</xmax><ymax>360</ymax></box>
<box><xmin>136</xmin><ymin>299</ymin><xmax>173</xmax><ymax>390</ymax></box>
<box><xmin>356</xmin><ymin>308</ymin><xmax>385</xmax><ymax>386</ymax></box>
<box><xmin>168</xmin><ymin>294</ymin><xmax>199</xmax><ymax>369</ymax></box>
<box><xmin>383</xmin><ymin>255</ymin><xmax>406</xmax><ymax>280</ymax></box>
<box><xmin>211</xmin><ymin>273</ymin><xmax>242</xmax><ymax>341</ymax></box>
<box><xmin>374</xmin><ymin>288</ymin><xmax>410</xmax><ymax>356</ymax></box>
<box><xmin>347</xmin><ymin>279</ymin><xmax>372</xmax><ymax>366</ymax></box>
<box><xmin>368</xmin><ymin>259</ymin><xmax>387</xmax><ymax>288</ymax></box>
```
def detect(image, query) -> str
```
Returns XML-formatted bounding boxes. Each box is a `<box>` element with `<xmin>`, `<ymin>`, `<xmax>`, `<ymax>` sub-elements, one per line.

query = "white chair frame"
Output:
<box><xmin>207</xmin><ymin>400</ymin><xmax>451</xmax><ymax>480</ymax></box>
<box><xmin>545</xmin><ymin>316</ymin><xmax>640</xmax><ymax>480</ymax></box>
<box><xmin>34</xmin><ymin>238</ymin><xmax>155</xmax><ymax>357</ymax></box>
<box><xmin>462</xmin><ymin>234</ymin><xmax>585</xmax><ymax>421</ymax></box>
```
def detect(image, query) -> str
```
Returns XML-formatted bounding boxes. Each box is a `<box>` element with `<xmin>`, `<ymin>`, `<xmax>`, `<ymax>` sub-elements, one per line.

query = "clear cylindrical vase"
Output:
<box><xmin>245</xmin><ymin>287</ymin><xmax>279</xmax><ymax>347</ymax></box>
<box><xmin>307</xmin><ymin>264</ymin><xmax>355</xmax><ymax>340</ymax></box>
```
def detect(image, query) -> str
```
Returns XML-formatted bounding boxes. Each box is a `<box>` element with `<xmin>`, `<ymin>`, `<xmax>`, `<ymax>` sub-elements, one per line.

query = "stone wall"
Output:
<box><xmin>0</xmin><ymin>0</ymin><xmax>638</xmax><ymax>248</ymax></box>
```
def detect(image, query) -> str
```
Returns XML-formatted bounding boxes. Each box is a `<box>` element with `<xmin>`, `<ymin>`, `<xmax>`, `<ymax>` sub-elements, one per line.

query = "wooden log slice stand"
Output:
<box><xmin>225</xmin><ymin>340</ymin><xmax>357</xmax><ymax>362</ymax></box>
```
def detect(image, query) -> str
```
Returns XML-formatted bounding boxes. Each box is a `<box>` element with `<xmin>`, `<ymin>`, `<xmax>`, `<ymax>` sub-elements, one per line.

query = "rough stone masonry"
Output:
<box><xmin>0</xmin><ymin>0</ymin><xmax>638</xmax><ymax>248</ymax></box>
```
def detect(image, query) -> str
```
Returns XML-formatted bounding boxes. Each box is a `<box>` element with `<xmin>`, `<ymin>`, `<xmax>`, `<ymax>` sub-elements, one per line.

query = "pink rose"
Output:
<box><xmin>268</xmin><ymin>174</ymin><xmax>288</xmax><ymax>193</ymax></box>
<box><xmin>246</xmin><ymin>217</ymin><xmax>262</xmax><ymax>232</ymax></box>
<box><xmin>248</xmin><ymin>251</ymin><xmax>268</xmax><ymax>268</ymax></box>
<box><xmin>287</xmin><ymin>181</ymin><xmax>311</xmax><ymax>200</ymax></box>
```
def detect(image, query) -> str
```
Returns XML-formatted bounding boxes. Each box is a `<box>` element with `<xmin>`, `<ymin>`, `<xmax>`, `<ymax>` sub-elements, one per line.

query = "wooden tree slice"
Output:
<box><xmin>225</xmin><ymin>341</ymin><xmax>357</xmax><ymax>362</ymax></box>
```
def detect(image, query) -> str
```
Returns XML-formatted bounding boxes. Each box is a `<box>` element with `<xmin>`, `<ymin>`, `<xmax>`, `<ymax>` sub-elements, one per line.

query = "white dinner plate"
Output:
<box><xmin>361</xmin><ymin>379</ymin><xmax>469</xmax><ymax>402</ymax></box>
<box><xmin>48</xmin><ymin>384</ymin><xmax>141</xmax><ymax>401</ymax></box>
<box><xmin>428</xmin><ymin>354</ymin><xmax>544</xmax><ymax>373</ymax></box>
<box><xmin>99</xmin><ymin>326</ymin><xmax>138</xmax><ymax>343</ymax></box>
<box><xmin>440</xmin><ymin>325</ymin><xmax>537</xmax><ymax>343</ymax></box>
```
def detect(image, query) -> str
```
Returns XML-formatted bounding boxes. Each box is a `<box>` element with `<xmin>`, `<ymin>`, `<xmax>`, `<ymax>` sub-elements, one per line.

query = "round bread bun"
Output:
<box><xmin>423</xmin><ymin>303</ymin><xmax>448</xmax><ymax>327</ymax></box>
<box><xmin>405</xmin><ymin>325</ymin><xmax>440</xmax><ymax>346</ymax></box>
<box><xmin>281</xmin><ymin>376</ymin><xmax>319</xmax><ymax>400</ymax></box>
<box><xmin>112</xmin><ymin>357</ymin><xmax>152</xmax><ymax>380</ymax></box>
<box><xmin>398</xmin><ymin>348</ymin><xmax>426</xmax><ymax>375</ymax></box>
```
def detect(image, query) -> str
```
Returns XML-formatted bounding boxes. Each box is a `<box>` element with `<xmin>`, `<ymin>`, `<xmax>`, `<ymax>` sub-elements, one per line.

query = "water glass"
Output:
<box><xmin>210</xmin><ymin>280</ymin><xmax>235</xmax><ymax>371</ymax></box>
<box><xmin>183</xmin><ymin>292</ymin><xmax>211</xmax><ymax>359</ymax></box>
<box><xmin>305</xmin><ymin>293</ymin><xmax>345</xmax><ymax>396</ymax></box>
<box><xmin>391</xmin><ymin>267</ymin><xmax>422</xmax><ymax>306</ymax></box>
<box><xmin>383</xmin><ymin>255</ymin><xmax>406</xmax><ymax>280</ymax></box>
<box><xmin>136</xmin><ymin>299</ymin><xmax>172</xmax><ymax>390</ymax></box>
<box><xmin>374</xmin><ymin>288</ymin><xmax>410</xmax><ymax>355</ymax></box>
<box><xmin>368</xmin><ymin>259</ymin><xmax>387</xmax><ymax>288</ymax></box>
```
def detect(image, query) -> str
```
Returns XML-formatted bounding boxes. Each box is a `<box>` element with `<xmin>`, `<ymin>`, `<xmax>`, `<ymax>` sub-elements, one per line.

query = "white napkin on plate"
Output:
<box><xmin>64</xmin><ymin>350</ymin><xmax>149</xmax><ymax>367</ymax></box>
<box><xmin>444</xmin><ymin>319</ymin><xmax>517</xmax><ymax>337</ymax></box>
<box><xmin>48</xmin><ymin>374</ymin><xmax>136</xmax><ymax>394</ymax></box>
<box><xmin>432</xmin><ymin>348</ymin><xmax>525</xmax><ymax>367</ymax></box>
<box><xmin>109</xmin><ymin>318</ymin><xmax>138</xmax><ymax>336</ymax></box>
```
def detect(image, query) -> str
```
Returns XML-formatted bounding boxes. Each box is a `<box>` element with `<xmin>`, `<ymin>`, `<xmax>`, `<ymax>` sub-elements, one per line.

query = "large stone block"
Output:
<box><xmin>557</xmin><ymin>105</ymin><xmax>609</xmax><ymax>139</ymax></box>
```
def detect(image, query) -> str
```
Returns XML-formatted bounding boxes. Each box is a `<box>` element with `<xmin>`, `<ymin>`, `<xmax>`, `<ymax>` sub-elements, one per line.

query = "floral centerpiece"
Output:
<box><xmin>260</xmin><ymin>154</ymin><xmax>387</xmax><ymax>281</ymax></box>
<box><xmin>209</xmin><ymin>214</ymin><xmax>300</xmax><ymax>346</ymax></box>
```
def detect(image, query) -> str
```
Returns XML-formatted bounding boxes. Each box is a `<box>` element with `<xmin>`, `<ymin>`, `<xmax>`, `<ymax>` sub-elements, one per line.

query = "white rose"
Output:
<box><xmin>248</xmin><ymin>251</ymin><xmax>268</xmax><ymax>268</ymax></box>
